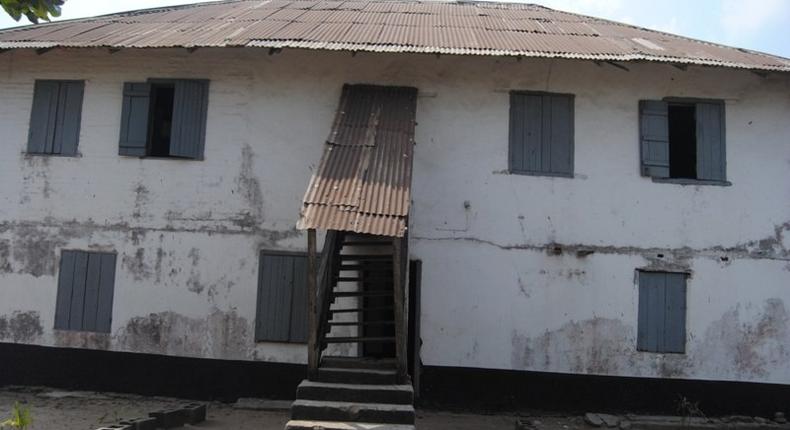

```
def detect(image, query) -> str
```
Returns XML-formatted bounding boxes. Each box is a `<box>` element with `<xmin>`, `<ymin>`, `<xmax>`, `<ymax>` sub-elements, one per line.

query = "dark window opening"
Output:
<box><xmin>668</xmin><ymin>104</ymin><xmax>696</xmax><ymax>179</ymax></box>
<box><xmin>148</xmin><ymin>84</ymin><xmax>175</xmax><ymax>157</ymax></box>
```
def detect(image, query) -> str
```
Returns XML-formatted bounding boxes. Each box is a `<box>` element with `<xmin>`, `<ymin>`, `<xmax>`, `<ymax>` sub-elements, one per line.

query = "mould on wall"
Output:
<box><xmin>235</xmin><ymin>144</ymin><xmax>264</xmax><ymax>221</ymax></box>
<box><xmin>122</xmin><ymin>247</ymin><xmax>152</xmax><ymax>281</ymax></box>
<box><xmin>0</xmin><ymin>240</ymin><xmax>12</xmax><ymax>273</ymax></box>
<box><xmin>10</xmin><ymin>225</ymin><xmax>67</xmax><ymax>277</ymax></box>
<box><xmin>116</xmin><ymin>309</ymin><xmax>251</xmax><ymax>360</ymax></box>
<box><xmin>132</xmin><ymin>183</ymin><xmax>150</xmax><ymax>219</ymax></box>
<box><xmin>54</xmin><ymin>330</ymin><xmax>111</xmax><ymax>350</ymax></box>
<box><xmin>0</xmin><ymin>311</ymin><xmax>44</xmax><ymax>343</ymax></box>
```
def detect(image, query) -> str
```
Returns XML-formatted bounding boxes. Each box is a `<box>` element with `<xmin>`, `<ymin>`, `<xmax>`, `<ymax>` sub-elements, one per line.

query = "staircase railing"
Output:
<box><xmin>307</xmin><ymin>229</ymin><xmax>340</xmax><ymax>377</ymax></box>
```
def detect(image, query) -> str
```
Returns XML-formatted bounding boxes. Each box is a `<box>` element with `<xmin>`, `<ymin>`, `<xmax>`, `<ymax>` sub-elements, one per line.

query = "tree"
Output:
<box><xmin>1</xmin><ymin>0</ymin><xmax>64</xmax><ymax>24</ymax></box>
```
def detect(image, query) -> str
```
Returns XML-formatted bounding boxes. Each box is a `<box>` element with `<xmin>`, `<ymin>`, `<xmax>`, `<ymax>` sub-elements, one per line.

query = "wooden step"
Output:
<box><xmin>324</xmin><ymin>336</ymin><xmax>395</xmax><ymax>344</ymax></box>
<box><xmin>327</xmin><ymin>320</ymin><xmax>394</xmax><ymax>326</ymax></box>
<box><xmin>340</xmin><ymin>255</ymin><xmax>392</xmax><ymax>261</ymax></box>
<box><xmin>329</xmin><ymin>307</ymin><xmax>393</xmax><ymax>314</ymax></box>
<box><xmin>332</xmin><ymin>290</ymin><xmax>392</xmax><ymax>298</ymax></box>
<box><xmin>339</xmin><ymin>264</ymin><xmax>392</xmax><ymax>271</ymax></box>
<box><xmin>321</xmin><ymin>356</ymin><xmax>397</xmax><ymax>370</ymax></box>
<box><xmin>336</xmin><ymin>277</ymin><xmax>393</xmax><ymax>283</ymax></box>
<box><xmin>315</xmin><ymin>367</ymin><xmax>399</xmax><ymax>385</ymax></box>
<box><xmin>342</xmin><ymin>241</ymin><xmax>393</xmax><ymax>247</ymax></box>
<box><xmin>286</xmin><ymin>420</ymin><xmax>414</xmax><ymax>430</ymax></box>
<box><xmin>296</xmin><ymin>380</ymin><xmax>413</xmax><ymax>405</ymax></box>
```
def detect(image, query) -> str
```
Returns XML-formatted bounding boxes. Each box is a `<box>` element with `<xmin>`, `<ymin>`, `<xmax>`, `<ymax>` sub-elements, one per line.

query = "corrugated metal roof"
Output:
<box><xmin>297</xmin><ymin>84</ymin><xmax>417</xmax><ymax>236</ymax></box>
<box><xmin>0</xmin><ymin>0</ymin><xmax>788</xmax><ymax>72</ymax></box>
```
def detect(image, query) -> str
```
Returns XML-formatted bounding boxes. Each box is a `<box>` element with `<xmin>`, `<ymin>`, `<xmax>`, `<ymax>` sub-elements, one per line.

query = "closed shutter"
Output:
<box><xmin>27</xmin><ymin>80</ymin><xmax>84</xmax><ymax>155</ymax></box>
<box><xmin>695</xmin><ymin>102</ymin><xmax>726</xmax><ymax>182</ymax></box>
<box><xmin>637</xmin><ymin>271</ymin><xmax>687</xmax><ymax>353</ymax></box>
<box><xmin>639</xmin><ymin>100</ymin><xmax>670</xmax><ymax>178</ymax></box>
<box><xmin>170</xmin><ymin>79</ymin><xmax>209</xmax><ymax>159</ymax></box>
<box><xmin>509</xmin><ymin>92</ymin><xmax>574</xmax><ymax>176</ymax></box>
<box><xmin>119</xmin><ymin>82</ymin><xmax>151</xmax><ymax>156</ymax></box>
<box><xmin>255</xmin><ymin>252</ymin><xmax>310</xmax><ymax>343</ymax></box>
<box><xmin>55</xmin><ymin>250</ymin><xmax>117</xmax><ymax>333</ymax></box>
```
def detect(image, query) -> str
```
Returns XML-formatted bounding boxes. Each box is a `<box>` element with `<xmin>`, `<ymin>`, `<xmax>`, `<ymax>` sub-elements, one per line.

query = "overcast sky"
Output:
<box><xmin>1</xmin><ymin>0</ymin><xmax>788</xmax><ymax>58</ymax></box>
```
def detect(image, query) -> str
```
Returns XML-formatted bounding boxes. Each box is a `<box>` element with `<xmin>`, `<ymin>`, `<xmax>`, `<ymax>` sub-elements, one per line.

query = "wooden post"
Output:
<box><xmin>392</xmin><ymin>236</ymin><xmax>408</xmax><ymax>382</ymax></box>
<box><xmin>307</xmin><ymin>229</ymin><xmax>318</xmax><ymax>378</ymax></box>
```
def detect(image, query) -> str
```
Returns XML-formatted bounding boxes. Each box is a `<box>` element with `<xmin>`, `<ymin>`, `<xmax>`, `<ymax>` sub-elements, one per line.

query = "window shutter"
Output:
<box><xmin>53</xmin><ymin>81</ymin><xmax>84</xmax><ymax>156</ymax></box>
<box><xmin>509</xmin><ymin>92</ymin><xmax>573</xmax><ymax>176</ymax></box>
<box><xmin>695</xmin><ymin>102</ymin><xmax>726</xmax><ymax>182</ymax></box>
<box><xmin>68</xmin><ymin>251</ymin><xmax>90</xmax><ymax>330</ymax></box>
<box><xmin>256</xmin><ymin>253</ymin><xmax>296</xmax><ymax>342</ymax></box>
<box><xmin>54</xmin><ymin>250</ymin><xmax>77</xmax><ymax>330</ymax></box>
<box><xmin>170</xmin><ymin>79</ymin><xmax>209</xmax><ymax>159</ymax></box>
<box><xmin>662</xmin><ymin>273</ymin><xmax>687</xmax><ymax>353</ymax></box>
<box><xmin>27</xmin><ymin>81</ymin><xmax>60</xmax><ymax>154</ymax></box>
<box><xmin>119</xmin><ymin>82</ymin><xmax>151</xmax><ymax>156</ymax></box>
<box><xmin>639</xmin><ymin>100</ymin><xmax>670</xmax><ymax>178</ymax></box>
<box><xmin>637</xmin><ymin>271</ymin><xmax>664</xmax><ymax>352</ymax></box>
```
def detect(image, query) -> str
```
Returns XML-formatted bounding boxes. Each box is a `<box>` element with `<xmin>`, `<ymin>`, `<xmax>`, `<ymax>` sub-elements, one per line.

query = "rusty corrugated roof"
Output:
<box><xmin>297</xmin><ymin>84</ymin><xmax>417</xmax><ymax>236</ymax></box>
<box><xmin>0</xmin><ymin>0</ymin><xmax>789</xmax><ymax>72</ymax></box>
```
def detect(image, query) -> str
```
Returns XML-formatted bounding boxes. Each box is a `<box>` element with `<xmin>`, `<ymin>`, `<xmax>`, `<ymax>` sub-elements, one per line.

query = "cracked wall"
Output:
<box><xmin>0</xmin><ymin>48</ymin><xmax>788</xmax><ymax>383</ymax></box>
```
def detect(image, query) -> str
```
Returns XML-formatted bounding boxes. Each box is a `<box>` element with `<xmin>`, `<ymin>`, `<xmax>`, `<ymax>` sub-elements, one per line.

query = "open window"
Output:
<box><xmin>119</xmin><ymin>79</ymin><xmax>209</xmax><ymax>160</ymax></box>
<box><xmin>639</xmin><ymin>99</ymin><xmax>727</xmax><ymax>185</ymax></box>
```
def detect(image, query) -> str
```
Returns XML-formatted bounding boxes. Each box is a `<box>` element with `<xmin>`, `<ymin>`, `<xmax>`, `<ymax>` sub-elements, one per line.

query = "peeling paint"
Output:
<box><xmin>0</xmin><ymin>311</ymin><xmax>43</xmax><ymax>343</ymax></box>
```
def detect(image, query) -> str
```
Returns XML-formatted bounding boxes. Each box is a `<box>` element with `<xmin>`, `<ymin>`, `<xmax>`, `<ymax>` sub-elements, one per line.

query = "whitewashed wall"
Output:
<box><xmin>0</xmin><ymin>48</ymin><xmax>788</xmax><ymax>384</ymax></box>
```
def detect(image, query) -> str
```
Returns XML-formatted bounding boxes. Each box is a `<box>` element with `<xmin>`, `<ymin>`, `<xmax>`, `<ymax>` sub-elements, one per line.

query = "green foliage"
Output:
<box><xmin>1</xmin><ymin>0</ymin><xmax>64</xmax><ymax>24</ymax></box>
<box><xmin>0</xmin><ymin>402</ymin><xmax>32</xmax><ymax>430</ymax></box>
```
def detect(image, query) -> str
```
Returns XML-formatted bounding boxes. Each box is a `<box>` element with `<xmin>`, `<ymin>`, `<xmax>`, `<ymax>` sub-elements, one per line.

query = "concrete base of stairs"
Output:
<box><xmin>285</xmin><ymin>420</ymin><xmax>415</xmax><ymax>430</ymax></box>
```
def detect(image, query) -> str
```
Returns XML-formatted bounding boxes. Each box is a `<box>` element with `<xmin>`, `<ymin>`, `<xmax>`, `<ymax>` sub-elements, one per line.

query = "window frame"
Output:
<box><xmin>508</xmin><ymin>90</ymin><xmax>575</xmax><ymax>178</ymax></box>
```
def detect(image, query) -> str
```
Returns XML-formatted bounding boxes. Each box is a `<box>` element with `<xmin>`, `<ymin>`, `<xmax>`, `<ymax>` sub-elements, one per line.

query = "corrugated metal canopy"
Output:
<box><xmin>297</xmin><ymin>84</ymin><xmax>418</xmax><ymax>237</ymax></box>
<box><xmin>0</xmin><ymin>0</ymin><xmax>789</xmax><ymax>72</ymax></box>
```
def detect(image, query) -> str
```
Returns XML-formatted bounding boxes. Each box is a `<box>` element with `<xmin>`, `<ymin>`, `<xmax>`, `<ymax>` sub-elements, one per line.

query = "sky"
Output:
<box><xmin>0</xmin><ymin>0</ymin><xmax>788</xmax><ymax>58</ymax></box>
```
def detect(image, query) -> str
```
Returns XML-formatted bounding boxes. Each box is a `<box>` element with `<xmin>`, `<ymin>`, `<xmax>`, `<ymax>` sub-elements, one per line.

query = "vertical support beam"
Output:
<box><xmin>307</xmin><ymin>229</ymin><xmax>318</xmax><ymax>378</ymax></box>
<box><xmin>392</xmin><ymin>236</ymin><xmax>407</xmax><ymax>382</ymax></box>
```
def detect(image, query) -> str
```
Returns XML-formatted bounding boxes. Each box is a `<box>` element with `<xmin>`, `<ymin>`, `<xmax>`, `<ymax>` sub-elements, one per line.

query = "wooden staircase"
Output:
<box><xmin>286</xmin><ymin>233</ymin><xmax>415</xmax><ymax>429</ymax></box>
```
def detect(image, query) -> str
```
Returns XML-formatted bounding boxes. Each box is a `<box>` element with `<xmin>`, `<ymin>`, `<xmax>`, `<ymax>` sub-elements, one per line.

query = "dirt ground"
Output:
<box><xmin>0</xmin><ymin>386</ymin><xmax>585</xmax><ymax>430</ymax></box>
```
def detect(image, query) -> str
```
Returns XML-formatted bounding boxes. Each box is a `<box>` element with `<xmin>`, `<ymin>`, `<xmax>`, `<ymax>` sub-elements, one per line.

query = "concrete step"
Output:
<box><xmin>316</xmin><ymin>367</ymin><xmax>399</xmax><ymax>385</ymax></box>
<box><xmin>321</xmin><ymin>356</ymin><xmax>397</xmax><ymax>370</ymax></box>
<box><xmin>285</xmin><ymin>420</ymin><xmax>415</xmax><ymax>430</ymax></box>
<box><xmin>290</xmin><ymin>400</ymin><xmax>415</xmax><ymax>425</ymax></box>
<box><xmin>297</xmin><ymin>380</ymin><xmax>413</xmax><ymax>405</ymax></box>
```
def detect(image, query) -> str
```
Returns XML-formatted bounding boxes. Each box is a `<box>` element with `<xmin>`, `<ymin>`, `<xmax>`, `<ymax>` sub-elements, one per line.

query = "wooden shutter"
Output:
<box><xmin>54</xmin><ymin>250</ymin><xmax>116</xmax><ymax>333</ymax></box>
<box><xmin>119</xmin><ymin>82</ymin><xmax>151</xmax><ymax>156</ymax></box>
<box><xmin>509</xmin><ymin>92</ymin><xmax>573</xmax><ymax>176</ymax></box>
<box><xmin>27</xmin><ymin>80</ymin><xmax>82</xmax><ymax>155</ymax></box>
<box><xmin>170</xmin><ymin>79</ymin><xmax>209</xmax><ymax>159</ymax></box>
<box><xmin>695</xmin><ymin>102</ymin><xmax>726</xmax><ymax>182</ymax></box>
<box><xmin>639</xmin><ymin>100</ymin><xmax>670</xmax><ymax>178</ymax></box>
<box><xmin>637</xmin><ymin>271</ymin><xmax>687</xmax><ymax>353</ymax></box>
<box><xmin>255</xmin><ymin>252</ymin><xmax>309</xmax><ymax>343</ymax></box>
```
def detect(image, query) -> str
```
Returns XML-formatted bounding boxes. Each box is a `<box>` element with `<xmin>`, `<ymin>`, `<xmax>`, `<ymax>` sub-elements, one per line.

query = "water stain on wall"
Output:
<box><xmin>0</xmin><ymin>311</ymin><xmax>44</xmax><ymax>343</ymax></box>
<box><xmin>54</xmin><ymin>330</ymin><xmax>111</xmax><ymax>350</ymax></box>
<box><xmin>0</xmin><ymin>240</ymin><xmax>12</xmax><ymax>273</ymax></box>
<box><xmin>122</xmin><ymin>247</ymin><xmax>152</xmax><ymax>281</ymax></box>
<box><xmin>11</xmin><ymin>225</ymin><xmax>67</xmax><ymax>277</ymax></box>
<box><xmin>116</xmin><ymin>309</ymin><xmax>251</xmax><ymax>360</ymax></box>
<box><xmin>235</xmin><ymin>144</ymin><xmax>264</xmax><ymax>221</ymax></box>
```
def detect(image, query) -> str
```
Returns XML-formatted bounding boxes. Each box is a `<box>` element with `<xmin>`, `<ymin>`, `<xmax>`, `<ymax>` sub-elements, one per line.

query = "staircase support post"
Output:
<box><xmin>307</xmin><ymin>228</ymin><xmax>319</xmax><ymax>378</ymax></box>
<box><xmin>392</xmin><ymin>236</ymin><xmax>408</xmax><ymax>383</ymax></box>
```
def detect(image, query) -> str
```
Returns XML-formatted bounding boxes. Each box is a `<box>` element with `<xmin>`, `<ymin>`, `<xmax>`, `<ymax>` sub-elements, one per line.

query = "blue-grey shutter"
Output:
<box><xmin>289</xmin><ymin>256</ymin><xmax>308</xmax><ymax>342</ymax></box>
<box><xmin>170</xmin><ymin>79</ymin><xmax>209</xmax><ymax>159</ymax></box>
<box><xmin>81</xmin><ymin>253</ymin><xmax>103</xmax><ymax>332</ymax></box>
<box><xmin>119</xmin><ymin>82</ymin><xmax>151</xmax><ymax>156</ymax></box>
<box><xmin>639</xmin><ymin>100</ymin><xmax>670</xmax><ymax>178</ymax></box>
<box><xmin>27</xmin><ymin>81</ymin><xmax>60</xmax><ymax>154</ymax></box>
<box><xmin>663</xmin><ymin>273</ymin><xmax>687</xmax><ymax>353</ymax></box>
<box><xmin>695</xmin><ymin>102</ymin><xmax>726</xmax><ymax>182</ymax></box>
<box><xmin>509</xmin><ymin>92</ymin><xmax>573</xmax><ymax>176</ymax></box>
<box><xmin>547</xmin><ymin>94</ymin><xmax>573</xmax><ymax>175</ymax></box>
<box><xmin>68</xmin><ymin>251</ymin><xmax>89</xmax><ymax>330</ymax></box>
<box><xmin>52</xmin><ymin>81</ymin><xmax>84</xmax><ymax>156</ymax></box>
<box><xmin>95</xmin><ymin>253</ymin><xmax>117</xmax><ymax>333</ymax></box>
<box><xmin>256</xmin><ymin>253</ymin><xmax>295</xmax><ymax>342</ymax></box>
<box><xmin>54</xmin><ymin>250</ymin><xmax>77</xmax><ymax>330</ymax></box>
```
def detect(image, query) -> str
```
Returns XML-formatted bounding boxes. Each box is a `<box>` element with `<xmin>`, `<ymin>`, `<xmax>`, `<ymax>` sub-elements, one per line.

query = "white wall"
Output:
<box><xmin>0</xmin><ymin>48</ymin><xmax>788</xmax><ymax>384</ymax></box>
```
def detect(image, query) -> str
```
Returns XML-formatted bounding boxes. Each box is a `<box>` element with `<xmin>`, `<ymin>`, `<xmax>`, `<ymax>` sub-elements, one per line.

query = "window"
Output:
<box><xmin>639</xmin><ymin>99</ymin><xmax>727</xmax><ymax>184</ymax></box>
<box><xmin>119</xmin><ymin>79</ymin><xmax>209</xmax><ymax>159</ymax></box>
<box><xmin>255</xmin><ymin>251</ymin><xmax>309</xmax><ymax>343</ymax></box>
<box><xmin>509</xmin><ymin>91</ymin><xmax>574</xmax><ymax>177</ymax></box>
<box><xmin>637</xmin><ymin>271</ymin><xmax>687</xmax><ymax>353</ymax></box>
<box><xmin>27</xmin><ymin>80</ymin><xmax>84</xmax><ymax>156</ymax></box>
<box><xmin>54</xmin><ymin>250</ymin><xmax>117</xmax><ymax>333</ymax></box>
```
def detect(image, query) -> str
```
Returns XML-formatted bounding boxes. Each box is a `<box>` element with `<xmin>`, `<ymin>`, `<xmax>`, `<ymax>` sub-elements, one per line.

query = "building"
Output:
<box><xmin>0</xmin><ymin>0</ymin><xmax>789</xmax><ymax>425</ymax></box>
